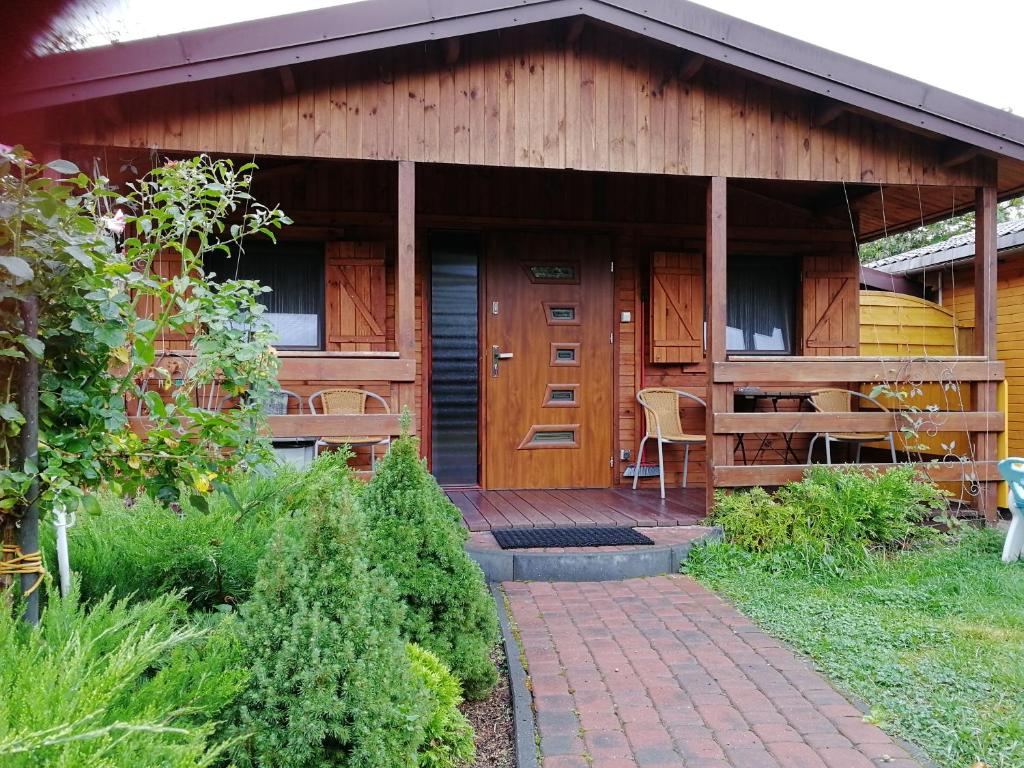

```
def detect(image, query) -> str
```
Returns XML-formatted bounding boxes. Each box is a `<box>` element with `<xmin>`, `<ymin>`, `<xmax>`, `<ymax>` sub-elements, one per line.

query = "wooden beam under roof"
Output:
<box><xmin>812</xmin><ymin>184</ymin><xmax>878</xmax><ymax>219</ymax></box>
<box><xmin>565</xmin><ymin>17</ymin><xmax>586</xmax><ymax>45</ymax></box>
<box><xmin>277</xmin><ymin>66</ymin><xmax>296</xmax><ymax>95</ymax></box>
<box><xmin>940</xmin><ymin>141</ymin><xmax>982</xmax><ymax>168</ymax></box>
<box><xmin>443</xmin><ymin>37</ymin><xmax>461</xmax><ymax>66</ymax></box>
<box><xmin>973</xmin><ymin>184</ymin><xmax>999</xmax><ymax>521</ymax></box>
<box><xmin>677</xmin><ymin>51</ymin><xmax>705</xmax><ymax>82</ymax></box>
<box><xmin>812</xmin><ymin>99</ymin><xmax>847</xmax><ymax>128</ymax></box>
<box><xmin>705</xmin><ymin>176</ymin><xmax>730</xmax><ymax>509</ymax></box>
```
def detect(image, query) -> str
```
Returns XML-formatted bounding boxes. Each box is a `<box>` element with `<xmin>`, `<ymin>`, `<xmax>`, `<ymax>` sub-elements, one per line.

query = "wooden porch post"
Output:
<box><xmin>705</xmin><ymin>177</ymin><xmax>732</xmax><ymax>511</ymax></box>
<box><xmin>974</xmin><ymin>185</ymin><xmax>999</xmax><ymax>521</ymax></box>
<box><xmin>396</xmin><ymin>161</ymin><xmax>416</xmax><ymax>423</ymax></box>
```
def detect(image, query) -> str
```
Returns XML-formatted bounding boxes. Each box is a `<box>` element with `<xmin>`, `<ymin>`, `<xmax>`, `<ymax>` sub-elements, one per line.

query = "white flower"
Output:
<box><xmin>0</xmin><ymin>143</ymin><xmax>13</xmax><ymax>155</ymax></box>
<box><xmin>104</xmin><ymin>209</ymin><xmax>126</xmax><ymax>235</ymax></box>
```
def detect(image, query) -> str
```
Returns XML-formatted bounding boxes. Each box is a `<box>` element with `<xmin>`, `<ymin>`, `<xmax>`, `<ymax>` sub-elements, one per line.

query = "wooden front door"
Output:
<box><xmin>483</xmin><ymin>232</ymin><xmax>614</xmax><ymax>489</ymax></box>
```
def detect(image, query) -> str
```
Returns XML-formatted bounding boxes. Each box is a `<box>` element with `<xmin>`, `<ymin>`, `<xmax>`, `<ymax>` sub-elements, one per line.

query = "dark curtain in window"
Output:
<box><xmin>726</xmin><ymin>255</ymin><xmax>797</xmax><ymax>353</ymax></box>
<box><xmin>206</xmin><ymin>242</ymin><xmax>324</xmax><ymax>349</ymax></box>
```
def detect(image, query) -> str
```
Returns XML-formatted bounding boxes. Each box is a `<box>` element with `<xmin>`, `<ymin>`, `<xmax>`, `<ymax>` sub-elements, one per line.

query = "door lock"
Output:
<box><xmin>491</xmin><ymin>345</ymin><xmax>514</xmax><ymax>377</ymax></box>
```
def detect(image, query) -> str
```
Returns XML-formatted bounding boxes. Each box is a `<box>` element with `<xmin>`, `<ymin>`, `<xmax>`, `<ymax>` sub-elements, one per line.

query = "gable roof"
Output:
<box><xmin>7</xmin><ymin>0</ymin><xmax>1024</xmax><ymax>162</ymax></box>
<box><xmin>868</xmin><ymin>218</ymin><xmax>1024</xmax><ymax>275</ymax></box>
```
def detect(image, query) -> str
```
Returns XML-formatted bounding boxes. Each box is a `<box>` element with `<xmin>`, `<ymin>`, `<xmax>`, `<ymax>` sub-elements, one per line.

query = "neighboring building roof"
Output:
<box><xmin>6</xmin><ymin>0</ymin><xmax>1024</xmax><ymax>162</ymax></box>
<box><xmin>868</xmin><ymin>218</ymin><xmax>1024</xmax><ymax>275</ymax></box>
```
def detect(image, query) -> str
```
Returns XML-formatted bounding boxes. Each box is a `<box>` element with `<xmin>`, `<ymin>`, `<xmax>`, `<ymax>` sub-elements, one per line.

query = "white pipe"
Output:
<box><xmin>52</xmin><ymin>504</ymin><xmax>75</xmax><ymax>598</ymax></box>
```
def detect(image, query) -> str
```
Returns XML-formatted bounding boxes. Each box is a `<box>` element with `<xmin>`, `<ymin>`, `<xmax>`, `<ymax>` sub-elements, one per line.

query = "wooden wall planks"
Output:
<box><xmin>52</xmin><ymin>23</ymin><xmax>991</xmax><ymax>188</ymax></box>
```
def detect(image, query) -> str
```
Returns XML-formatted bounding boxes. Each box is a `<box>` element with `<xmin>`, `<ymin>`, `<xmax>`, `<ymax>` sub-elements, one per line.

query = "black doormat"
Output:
<box><xmin>492</xmin><ymin>527</ymin><xmax>655</xmax><ymax>549</ymax></box>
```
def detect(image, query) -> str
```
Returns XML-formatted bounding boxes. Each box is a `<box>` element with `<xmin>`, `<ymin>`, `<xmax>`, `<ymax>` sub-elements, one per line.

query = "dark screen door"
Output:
<box><xmin>430</xmin><ymin>233</ymin><xmax>481</xmax><ymax>485</ymax></box>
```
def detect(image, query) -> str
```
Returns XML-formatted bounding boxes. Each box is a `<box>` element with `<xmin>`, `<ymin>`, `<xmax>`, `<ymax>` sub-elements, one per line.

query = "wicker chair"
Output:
<box><xmin>308</xmin><ymin>388</ymin><xmax>391</xmax><ymax>470</ymax></box>
<box><xmin>806</xmin><ymin>388</ymin><xmax>898</xmax><ymax>465</ymax></box>
<box><xmin>632</xmin><ymin>388</ymin><xmax>706</xmax><ymax>499</ymax></box>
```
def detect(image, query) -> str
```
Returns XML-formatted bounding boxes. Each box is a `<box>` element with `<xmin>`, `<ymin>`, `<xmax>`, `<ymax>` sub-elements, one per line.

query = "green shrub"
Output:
<box><xmin>0</xmin><ymin>587</ymin><xmax>243</xmax><ymax>766</ymax></box>
<box><xmin>54</xmin><ymin>457</ymin><xmax>352</xmax><ymax>610</ymax></box>
<box><xmin>232</xmin><ymin>460</ymin><xmax>428</xmax><ymax>768</ymax></box>
<box><xmin>408</xmin><ymin>644</ymin><xmax>476</xmax><ymax>768</ymax></box>
<box><xmin>362</xmin><ymin>434</ymin><xmax>499</xmax><ymax>699</ymax></box>
<box><xmin>710</xmin><ymin>465</ymin><xmax>945</xmax><ymax>562</ymax></box>
<box><xmin>788</xmin><ymin>465</ymin><xmax>946</xmax><ymax>546</ymax></box>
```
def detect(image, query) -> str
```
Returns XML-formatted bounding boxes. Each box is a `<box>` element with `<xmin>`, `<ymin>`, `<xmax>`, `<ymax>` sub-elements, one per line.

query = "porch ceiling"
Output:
<box><xmin>170</xmin><ymin>152</ymin><xmax>994</xmax><ymax>243</ymax></box>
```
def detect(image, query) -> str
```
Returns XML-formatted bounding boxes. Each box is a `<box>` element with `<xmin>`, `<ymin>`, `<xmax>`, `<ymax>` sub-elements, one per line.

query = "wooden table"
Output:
<box><xmin>733</xmin><ymin>389</ymin><xmax>815</xmax><ymax>465</ymax></box>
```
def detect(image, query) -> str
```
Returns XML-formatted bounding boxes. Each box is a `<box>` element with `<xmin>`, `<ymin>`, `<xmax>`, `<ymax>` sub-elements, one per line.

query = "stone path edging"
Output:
<box><xmin>491</xmin><ymin>583</ymin><xmax>541</xmax><ymax>768</ymax></box>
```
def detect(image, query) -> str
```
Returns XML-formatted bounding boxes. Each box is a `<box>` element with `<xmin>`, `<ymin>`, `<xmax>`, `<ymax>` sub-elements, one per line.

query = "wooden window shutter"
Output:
<box><xmin>325</xmin><ymin>242</ymin><xmax>388</xmax><ymax>351</ymax></box>
<box><xmin>649</xmin><ymin>251</ymin><xmax>704</xmax><ymax>363</ymax></box>
<box><xmin>801</xmin><ymin>254</ymin><xmax>859</xmax><ymax>353</ymax></box>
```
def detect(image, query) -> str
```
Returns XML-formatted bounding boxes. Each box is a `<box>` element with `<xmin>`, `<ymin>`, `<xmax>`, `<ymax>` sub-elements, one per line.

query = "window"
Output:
<box><xmin>726</xmin><ymin>255</ymin><xmax>798</xmax><ymax>354</ymax></box>
<box><xmin>543</xmin><ymin>383</ymin><xmax>579</xmax><ymax>407</ymax></box>
<box><xmin>206</xmin><ymin>242</ymin><xmax>325</xmax><ymax>350</ymax></box>
<box><xmin>550</xmin><ymin>343</ymin><xmax>580</xmax><ymax>366</ymax></box>
<box><xmin>544</xmin><ymin>302</ymin><xmax>580</xmax><ymax>325</ymax></box>
<box><xmin>524</xmin><ymin>262</ymin><xmax>579</xmax><ymax>283</ymax></box>
<box><xmin>530</xmin><ymin>265</ymin><xmax>575</xmax><ymax>281</ymax></box>
<box><xmin>518</xmin><ymin>424</ymin><xmax>581</xmax><ymax>449</ymax></box>
<box><xmin>530</xmin><ymin>430</ymin><xmax>576</xmax><ymax>444</ymax></box>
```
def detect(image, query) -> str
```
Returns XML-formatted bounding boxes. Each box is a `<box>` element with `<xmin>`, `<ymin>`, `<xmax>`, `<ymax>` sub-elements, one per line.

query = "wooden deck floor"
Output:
<box><xmin>445</xmin><ymin>487</ymin><xmax>707</xmax><ymax>532</ymax></box>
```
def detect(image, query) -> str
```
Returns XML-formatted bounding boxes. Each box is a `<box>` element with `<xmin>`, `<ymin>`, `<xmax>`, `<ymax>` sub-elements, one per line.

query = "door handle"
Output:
<box><xmin>491</xmin><ymin>345</ymin><xmax>514</xmax><ymax>377</ymax></box>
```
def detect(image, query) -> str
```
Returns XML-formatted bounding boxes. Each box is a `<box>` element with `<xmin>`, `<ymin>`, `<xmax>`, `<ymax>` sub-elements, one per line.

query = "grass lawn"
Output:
<box><xmin>688</xmin><ymin>529</ymin><xmax>1024</xmax><ymax>768</ymax></box>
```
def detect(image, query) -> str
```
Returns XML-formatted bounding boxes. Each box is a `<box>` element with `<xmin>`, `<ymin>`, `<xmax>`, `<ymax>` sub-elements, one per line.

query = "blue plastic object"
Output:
<box><xmin>997</xmin><ymin>458</ymin><xmax>1024</xmax><ymax>563</ymax></box>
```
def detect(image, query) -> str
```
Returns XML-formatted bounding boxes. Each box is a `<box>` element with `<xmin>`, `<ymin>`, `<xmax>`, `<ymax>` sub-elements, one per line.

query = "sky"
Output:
<box><xmin>52</xmin><ymin>0</ymin><xmax>1024</xmax><ymax>115</ymax></box>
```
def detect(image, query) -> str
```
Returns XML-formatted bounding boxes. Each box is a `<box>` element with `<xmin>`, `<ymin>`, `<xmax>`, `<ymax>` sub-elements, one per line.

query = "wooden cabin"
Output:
<box><xmin>7</xmin><ymin>0</ymin><xmax>1024</xmax><ymax>521</ymax></box>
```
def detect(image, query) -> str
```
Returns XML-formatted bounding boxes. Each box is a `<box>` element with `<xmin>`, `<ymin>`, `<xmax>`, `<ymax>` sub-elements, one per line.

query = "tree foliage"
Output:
<box><xmin>860</xmin><ymin>196</ymin><xmax>1023</xmax><ymax>264</ymax></box>
<box><xmin>0</xmin><ymin>147</ymin><xmax>290</xmax><ymax>527</ymax></box>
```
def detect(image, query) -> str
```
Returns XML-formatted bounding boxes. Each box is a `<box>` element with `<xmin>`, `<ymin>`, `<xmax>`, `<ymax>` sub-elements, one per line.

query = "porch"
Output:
<box><xmin>82</xmin><ymin>149</ymin><xmax>1005</xmax><ymax>519</ymax></box>
<box><xmin>445</xmin><ymin>487</ymin><xmax>706</xmax><ymax>532</ymax></box>
<box><xmin>108</xmin><ymin>156</ymin><xmax>1005</xmax><ymax>520</ymax></box>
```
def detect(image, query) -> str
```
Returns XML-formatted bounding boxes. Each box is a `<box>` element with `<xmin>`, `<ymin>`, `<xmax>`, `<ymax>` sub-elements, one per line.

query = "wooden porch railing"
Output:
<box><xmin>701</xmin><ymin>180</ymin><xmax>1003</xmax><ymax>519</ymax></box>
<box><xmin>707</xmin><ymin>356</ymin><xmax>1006</xmax><ymax>513</ymax></box>
<box><xmin>128</xmin><ymin>413</ymin><xmax>411</xmax><ymax>439</ymax></box>
<box><xmin>129</xmin><ymin>348</ymin><xmax>416</xmax><ymax>441</ymax></box>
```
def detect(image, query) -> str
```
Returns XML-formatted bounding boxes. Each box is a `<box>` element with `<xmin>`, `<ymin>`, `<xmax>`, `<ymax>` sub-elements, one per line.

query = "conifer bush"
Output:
<box><xmin>407</xmin><ymin>643</ymin><xmax>476</xmax><ymax>768</ymax></box>
<box><xmin>0</xmin><ymin>587</ymin><xmax>243</xmax><ymax>766</ymax></box>
<box><xmin>362</xmin><ymin>433</ymin><xmax>499</xmax><ymax>699</ymax></box>
<box><xmin>233</xmin><ymin>461</ymin><xmax>429</xmax><ymax>768</ymax></box>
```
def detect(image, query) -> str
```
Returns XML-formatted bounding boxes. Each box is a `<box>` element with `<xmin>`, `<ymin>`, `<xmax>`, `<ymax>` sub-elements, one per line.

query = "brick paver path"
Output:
<box><xmin>505</xmin><ymin>576</ymin><xmax>924</xmax><ymax>768</ymax></box>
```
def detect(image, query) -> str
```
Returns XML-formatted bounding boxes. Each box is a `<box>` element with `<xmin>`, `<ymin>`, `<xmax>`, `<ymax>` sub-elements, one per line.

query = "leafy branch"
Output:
<box><xmin>0</xmin><ymin>148</ymin><xmax>292</xmax><ymax>520</ymax></box>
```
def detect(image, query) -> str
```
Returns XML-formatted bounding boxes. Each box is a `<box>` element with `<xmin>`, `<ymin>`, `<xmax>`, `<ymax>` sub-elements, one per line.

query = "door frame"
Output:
<box><xmin>478</xmin><ymin>229</ymin><xmax>617</xmax><ymax>489</ymax></box>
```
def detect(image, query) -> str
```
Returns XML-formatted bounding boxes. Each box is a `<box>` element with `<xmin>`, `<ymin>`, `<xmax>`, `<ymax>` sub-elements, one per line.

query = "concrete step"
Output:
<box><xmin>466</xmin><ymin>526</ymin><xmax>721</xmax><ymax>582</ymax></box>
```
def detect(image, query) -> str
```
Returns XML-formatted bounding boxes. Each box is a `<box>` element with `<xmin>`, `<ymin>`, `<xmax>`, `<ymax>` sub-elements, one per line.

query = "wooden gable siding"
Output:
<box><xmin>52</xmin><ymin>23</ymin><xmax>990</xmax><ymax>188</ymax></box>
